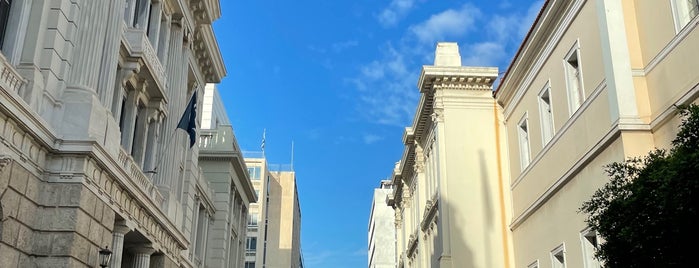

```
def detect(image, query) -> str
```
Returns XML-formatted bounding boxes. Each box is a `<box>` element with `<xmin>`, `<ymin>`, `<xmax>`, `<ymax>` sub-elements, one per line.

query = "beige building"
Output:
<box><xmin>496</xmin><ymin>0</ymin><xmax>699</xmax><ymax>267</ymax></box>
<box><xmin>388</xmin><ymin>43</ymin><xmax>511</xmax><ymax>268</ymax></box>
<box><xmin>385</xmin><ymin>0</ymin><xmax>699</xmax><ymax>267</ymax></box>
<box><xmin>244</xmin><ymin>156</ymin><xmax>303</xmax><ymax>268</ymax></box>
<box><xmin>0</xmin><ymin>0</ymin><xmax>256</xmax><ymax>267</ymax></box>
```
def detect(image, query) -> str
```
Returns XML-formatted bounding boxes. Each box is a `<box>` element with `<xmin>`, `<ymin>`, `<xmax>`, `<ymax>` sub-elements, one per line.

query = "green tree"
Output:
<box><xmin>580</xmin><ymin>104</ymin><xmax>699</xmax><ymax>267</ymax></box>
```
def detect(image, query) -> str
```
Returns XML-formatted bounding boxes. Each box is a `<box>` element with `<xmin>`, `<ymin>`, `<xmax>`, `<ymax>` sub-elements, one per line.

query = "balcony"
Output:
<box><xmin>117</xmin><ymin>148</ymin><xmax>165</xmax><ymax>206</ymax></box>
<box><xmin>0</xmin><ymin>53</ymin><xmax>25</xmax><ymax>97</ymax></box>
<box><xmin>199</xmin><ymin>125</ymin><xmax>240</xmax><ymax>153</ymax></box>
<box><xmin>122</xmin><ymin>27</ymin><xmax>167</xmax><ymax>98</ymax></box>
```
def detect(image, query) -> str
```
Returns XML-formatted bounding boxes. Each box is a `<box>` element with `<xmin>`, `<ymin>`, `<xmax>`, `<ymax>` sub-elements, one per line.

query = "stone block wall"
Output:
<box><xmin>0</xmin><ymin>160</ymin><xmax>115</xmax><ymax>267</ymax></box>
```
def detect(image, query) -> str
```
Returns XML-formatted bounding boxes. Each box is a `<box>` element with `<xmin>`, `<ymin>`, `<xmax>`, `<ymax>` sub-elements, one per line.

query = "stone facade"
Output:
<box><xmin>0</xmin><ymin>0</ymin><xmax>253</xmax><ymax>267</ymax></box>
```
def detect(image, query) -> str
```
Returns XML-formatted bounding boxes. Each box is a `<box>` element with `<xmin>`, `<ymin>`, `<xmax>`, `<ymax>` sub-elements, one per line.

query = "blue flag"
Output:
<box><xmin>177</xmin><ymin>92</ymin><xmax>197</xmax><ymax>147</ymax></box>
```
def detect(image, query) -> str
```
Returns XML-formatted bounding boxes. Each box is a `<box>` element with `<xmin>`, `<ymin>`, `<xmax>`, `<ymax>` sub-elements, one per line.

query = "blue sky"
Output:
<box><xmin>212</xmin><ymin>0</ymin><xmax>541</xmax><ymax>267</ymax></box>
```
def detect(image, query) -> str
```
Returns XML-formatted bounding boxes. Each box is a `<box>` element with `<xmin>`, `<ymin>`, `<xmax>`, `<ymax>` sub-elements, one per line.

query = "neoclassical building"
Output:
<box><xmin>388</xmin><ymin>43</ymin><xmax>510</xmax><ymax>268</ymax></box>
<box><xmin>382</xmin><ymin>0</ymin><xmax>699</xmax><ymax>267</ymax></box>
<box><xmin>0</xmin><ymin>0</ymin><xmax>254</xmax><ymax>267</ymax></box>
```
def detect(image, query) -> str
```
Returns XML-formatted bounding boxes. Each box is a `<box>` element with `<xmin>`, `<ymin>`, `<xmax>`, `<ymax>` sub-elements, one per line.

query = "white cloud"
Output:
<box><xmin>409</xmin><ymin>4</ymin><xmax>481</xmax><ymax>45</ymax></box>
<box><xmin>332</xmin><ymin>40</ymin><xmax>359</xmax><ymax>53</ymax></box>
<box><xmin>462</xmin><ymin>42</ymin><xmax>508</xmax><ymax>66</ymax></box>
<box><xmin>378</xmin><ymin>0</ymin><xmax>418</xmax><ymax>27</ymax></box>
<box><xmin>363</xmin><ymin>134</ymin><xmax>383</xmax><ymax>144</ymax></box>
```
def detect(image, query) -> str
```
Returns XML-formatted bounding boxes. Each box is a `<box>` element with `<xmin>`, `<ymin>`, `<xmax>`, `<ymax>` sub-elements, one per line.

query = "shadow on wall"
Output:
<box><xmin>427</xmin><ymin>149</ymin><xmax>501</xmax><ymax>267</ymax></box>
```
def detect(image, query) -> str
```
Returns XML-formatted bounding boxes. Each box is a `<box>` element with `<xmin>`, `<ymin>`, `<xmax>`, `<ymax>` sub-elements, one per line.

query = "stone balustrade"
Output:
<box><xmin>118</xmin><ymin>148</ymin><xmax>165</xmax><ymax>206</ymax></box>
<box><xmin>0</xmin><ymin>53</ymin><xmax>25</xmax><ymax>96</ymax></box>
<box><xmin>123</xmin><ymin>28</ymin><xmax>168</xmax><ymax>95</ymax></box>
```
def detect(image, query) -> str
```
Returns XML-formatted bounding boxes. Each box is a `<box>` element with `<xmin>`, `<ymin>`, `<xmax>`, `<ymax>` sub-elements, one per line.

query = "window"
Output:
<box><xmin>0</xmin><ymin>0</ymin><xmax>10</xmax><ymax>48</ymax></box>
<box><xmin>248</xmin><ymin>213</ymin><xmax>259</xmax><ymax>227</ymax></box>
<box><xmin>518</xmin><ymin>115</ymin><xmax>531</xmax><ymax>169</ymax></box>
<box><xmin>539</xmin><ymin>84</ymin><xmax>555</xmax><ymax>144</ymax></box>
<box><xmin>246</xmin><ymin>237</ymin><xmax>257</xmax><ymax>252</ymax></box>
<box><xmin>245</xmin><ymin>262</ymin><xmax>255</xmax><ymax>268</ymax></box>
<box><xmin>581</xmin><ymin>229</ymin><xmax>602</xmax><ymax>268</ymax></box>
<box><xmin>527</xmin><ymin>260</ymin><xmax>539</xmax><ymax>268</ymax></box>
<box><xmin>551</xmin><ymin>244</ymin><xmax>566</xmax><ymax>268</ymax></box>
<box><xmin>564</xmin><ymin>43</ymin><xmax>584</xmax><ymax>115</ymax></box>
<box><xmin>672</xmin><ymin>0</ymin><xmax>699</xmax><ymax>31</ymax></box>
<box><xmin>247</xmin><ymin>166</ymin><xmax>261</xmax><ymax>180</ymax></box>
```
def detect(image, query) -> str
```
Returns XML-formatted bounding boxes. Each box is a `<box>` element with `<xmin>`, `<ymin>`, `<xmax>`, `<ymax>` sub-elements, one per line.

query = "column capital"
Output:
<box><xmin>113</xmin><ymin>221</ymin><xmax>132</xmax><ymax>235</ymax></box>
<box><xmin>130</xmin><ymin>243</ymin><xmax>157</xmax><ymax>255</ymax></box>
<box><xmin>0</xmin><ymin>155</ymin><xmax>12</xmax><ymax>173</ymax></box>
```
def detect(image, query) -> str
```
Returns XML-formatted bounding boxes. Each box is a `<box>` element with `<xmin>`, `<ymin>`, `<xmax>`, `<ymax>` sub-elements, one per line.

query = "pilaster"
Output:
<box><xmin>98</xmin><ymin>0</ymin><xmax>127</xmax><ymax>109</ymax></box>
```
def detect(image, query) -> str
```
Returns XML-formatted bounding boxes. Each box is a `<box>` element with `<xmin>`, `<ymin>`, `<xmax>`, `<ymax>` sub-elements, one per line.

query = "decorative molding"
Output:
<box><xmin>421</xmin><ymin>194</ymin><xmax>439</xmax><ymax>231</ymax></box>
<box><xmin>0</xmin><ymin>155</ymin><xmax>11</xmax><ymax>172</ymax></box>
<box><xmin>501</xmin><ymin>0</ymin><xmax>586</xmax><ymax>120</ymax></box>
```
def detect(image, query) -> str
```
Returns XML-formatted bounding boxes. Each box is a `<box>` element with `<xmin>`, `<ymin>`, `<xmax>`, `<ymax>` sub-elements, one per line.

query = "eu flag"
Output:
<box><xmin>177</xmin><ymin>92</ymin><xmax>197</xmax><ymax>147</ymax></box>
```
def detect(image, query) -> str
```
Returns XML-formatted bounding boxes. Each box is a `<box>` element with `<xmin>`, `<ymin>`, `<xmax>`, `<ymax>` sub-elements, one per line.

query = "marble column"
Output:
<box><xmin>143</xmin><ymin>110</ymin><xmax>162</xmax><ymax>172</ymax></box>
<box><xmin>157</xmin><ymin>14</ymin><xmax>171</xmax><ymax>65</ymax></box>
<box><xmin>153</xmin><ymin>18</ymin><xmax>184</xmax><ymax>188</ymax></box>
<box><xmin>98</xmin><ymin>0</ymin><xmax>127</xmax><ymax>109</ymax></box>
<box><xmin>67</xmin><ymin>0</ymin><xmax>109</xmax><ymax>90</ymax></box>
<box><xmin>131</xmin><ymin>244</ymin><xmax>156</xmax><ymax>268</ymax></box>
<box><xmin>120</xmin><ymin>90</ymin><xmax>139</xmax><ymax>153</ymax></box>
<box><xmin>109</xmin><ymin>222</ymin><xmax>131</xmax><ymax>268</ymax></box>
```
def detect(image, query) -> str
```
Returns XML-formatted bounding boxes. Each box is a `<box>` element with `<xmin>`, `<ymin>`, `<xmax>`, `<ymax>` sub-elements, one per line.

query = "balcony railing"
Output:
<box><xmin>199</xmin><ymin>125</ymin><xmax>240</xmax><ymax>152</ymax></box>
<box><xmin>0</xmin><ymin>53</ymin><xmax>25</xmax><ymax>96</ymax></box>
<box><xmin>118</xmin><ymin>148</ymin><xmax>165</xmax><ymax>206</ymax></box>
<box><xmin>123</xmin><ymin>28</ymin><xmax>167</xmax><ymax>97</ymax></box>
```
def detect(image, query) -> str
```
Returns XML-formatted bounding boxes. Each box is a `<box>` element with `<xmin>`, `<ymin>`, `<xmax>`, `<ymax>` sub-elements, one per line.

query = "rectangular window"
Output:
<box><xmin>672</xmin><ymin>0</ymin><xmax>699</xmax><ymax>31</ymax></box>
<box><xmin>244</xmin><ymin>262</ymin><xmax>256</xmax><ymax>268</ymax></box>
<box><xmin>246</xmin><ymin>237</ymin><xmax>257</xmax><ymax>251</ymax></box>
<box><xmin>0</xmin><ymin>0</ymin><xmax>11</xmax><ymax>48</ymax></box>
<box><xmin>247</xmin><ymin>212</ymin><xmax>259</xmax><ymax>227</ymax></box>
<box><xmin>518</xmin><ymin>115</ymin><xmax>531</xmax><ymax>169</ymax></box>
<box><xmin>247</xmin><ymin>166</ymin><xmax>261</xmax><ymax>180</ymax></box>
<box><xmin>564</xmin><ymin>43</ymin><xmax>584</xmax><ymax>115</ymax></box>
<box><xmin>551</xmin><ymin>244</ymin><xmax>566</xmax><ymax>268</ymax></box>
<box><xmin>194</xmin><ymin>205</ymin><xmax>208</xmax><ymax>261</ymax></box>
<box><xmin>581</xmin><ymin>229</ymin><xmax>602</xmax><ymax>268</ymax></box>
<box><xmin>539</xmin><ymin>84</ymin><xmax>555</xmax><ymax>144</ymax></box>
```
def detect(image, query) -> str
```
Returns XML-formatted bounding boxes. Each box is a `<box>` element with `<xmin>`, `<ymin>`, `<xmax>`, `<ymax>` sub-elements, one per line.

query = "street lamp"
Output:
<box><xmin>98</xmin><ymin>246</ymin><xmax>112</xmax><ymax>268</ymax></box>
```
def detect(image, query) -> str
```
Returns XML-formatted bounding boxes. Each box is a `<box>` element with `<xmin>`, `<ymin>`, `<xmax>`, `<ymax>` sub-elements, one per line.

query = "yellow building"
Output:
<box><xmin>496</xmin><ymin>0</ymin><xmax>699</xmax><ymax>267</ymax></box>
<box><xmin>387</xmin><ymin>0</ymin><xmax>699</xmax><ymax>267</ymax></box>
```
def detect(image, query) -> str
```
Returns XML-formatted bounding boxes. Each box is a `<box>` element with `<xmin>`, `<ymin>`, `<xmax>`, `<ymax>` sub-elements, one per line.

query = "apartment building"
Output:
<box><xmin>0</xmin><ymin>1</ymin><xmax>255</xmax><ymax>267</ymax></box>
<box><xmin>244</xmin><ymin>156</ymin><xmax>303</xmax><ymax>268</ymax></box>
<box><xmin>368</xmin><ymin>180</ymin><xmax>396</xmax><ymax>268</ymax></box>
<box><xmin>495</xmin><ymin>0</ymin><xmax>699</xmax><ymax>267</ymax></box>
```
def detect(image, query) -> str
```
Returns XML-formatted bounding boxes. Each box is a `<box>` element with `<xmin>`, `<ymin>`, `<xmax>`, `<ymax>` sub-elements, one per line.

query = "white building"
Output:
<box><xmin>0</xmin><ymin>1</ymin><xmax>253</xmax><ymax>267</ymax></box>
<box><xmin>368</xmin><ymin>180</ymin><xmax>396</xmax><ymax>268</ymax></box>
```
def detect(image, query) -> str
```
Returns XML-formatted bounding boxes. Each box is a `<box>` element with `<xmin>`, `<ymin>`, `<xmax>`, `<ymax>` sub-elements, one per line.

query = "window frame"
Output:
<box><xmin>563</xmin><ymin>40</ymin><xmax>585</xmax><ymax>116</ymax></box>
<box><xmin>517</xmin><ymin>113</ymin><xmax>531</xmax><ymax>170</ymax></box>
<box><xmin>671</xmin><ymin>0</ymin><xmax>699</xmax><ymax>32</ymax></box>
<box><xmin>527</xmin><ymin>259</ymin><xmax>540</xmax><ymax>268</ymax></box>
<box><xmin>580</xmin><ymin>228</ymin><xmax>602</xmax><ymax>268</ymax></box>
<box><xmin>538</xmin><ymin>81</ymin><xmax>555</xmax><ymax>145</ymax></box>
<box><xmin>551</xmin><ymin>243</ymin><xmax>566</xmax><ymax>268</ymax></box>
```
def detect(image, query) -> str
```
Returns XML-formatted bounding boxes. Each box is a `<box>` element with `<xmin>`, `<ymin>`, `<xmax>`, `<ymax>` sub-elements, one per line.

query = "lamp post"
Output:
<box><xmin>99</xmin><ymin>246</ymin><xmax>112</xmax><ymax>268</ymax></box>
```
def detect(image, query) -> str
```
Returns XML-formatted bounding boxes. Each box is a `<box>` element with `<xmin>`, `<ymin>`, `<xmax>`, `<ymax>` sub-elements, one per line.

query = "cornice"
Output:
<box><xmin>496</xmin><ymin>0</ymin><xmax>585</xmax><ymax>119</ymax></box>
<box><xmin>192</xmin><ymin>24</ymin><xmax>226</xmax><ymax>83</ymax></box>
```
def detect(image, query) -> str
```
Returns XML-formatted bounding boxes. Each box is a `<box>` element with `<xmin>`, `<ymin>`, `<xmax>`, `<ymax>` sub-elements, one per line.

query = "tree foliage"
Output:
<box><xmin>580</xmin><ymin>104</ymin><xmax>699</xmax><ymax>267</ymax></box>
